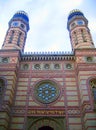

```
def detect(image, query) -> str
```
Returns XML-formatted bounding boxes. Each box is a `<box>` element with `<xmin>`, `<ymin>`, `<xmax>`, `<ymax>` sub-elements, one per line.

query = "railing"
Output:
<box><xmin>22</xmin><ymin>51</ymin><xmax>74</xmax><ymax>55</ymax></box>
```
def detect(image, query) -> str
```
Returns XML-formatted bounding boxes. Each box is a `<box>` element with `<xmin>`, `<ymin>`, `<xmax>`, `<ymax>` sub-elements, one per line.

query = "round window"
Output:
<box><xmin>34</xmin><ymin>64</ymin><xmax>40</xmax><ymax>69</ymax></box>
<box><xmin>54</xmin><ymin>64</ymin><xmax>60</xmax><ymax>69</ymax></box>
<box><xmin>66</xmin><ymin>63</ymin><xmax>72</xmax><ymax>69</ymax></box>
<box><xmin>34</xmin><ymin>81</ymin><xmax>60</xmax><ymax>104</ymax></box>
<box><xmin>44</xmin><ymin>64</ymin><xmax>50</xmax><ymax>69</ymax></box>
<box><xmin>23</xmin><ymin>64</ymin><xmax>29</xmax><ymax>70</ymax></box>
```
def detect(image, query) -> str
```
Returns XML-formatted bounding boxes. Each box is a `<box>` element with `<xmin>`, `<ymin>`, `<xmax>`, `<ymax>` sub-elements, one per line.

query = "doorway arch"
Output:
<box><xmin>39</xmin><ymin>126</ymin><xmax>54</xmax><ymax>130</ymax></box>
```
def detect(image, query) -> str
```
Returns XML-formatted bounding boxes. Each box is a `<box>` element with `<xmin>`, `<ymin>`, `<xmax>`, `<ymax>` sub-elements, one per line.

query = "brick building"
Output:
<box><xmin>0</xmin><ymin>9</ymin><xmax>96</xmax><ymax>130</ymax></box>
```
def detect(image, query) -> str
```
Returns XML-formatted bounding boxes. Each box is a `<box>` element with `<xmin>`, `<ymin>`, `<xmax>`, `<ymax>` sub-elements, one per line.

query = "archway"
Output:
<box><xmin>38</xmin><ymin>126</ymin><xmax>54</xmax><ymax>130</ymax></box>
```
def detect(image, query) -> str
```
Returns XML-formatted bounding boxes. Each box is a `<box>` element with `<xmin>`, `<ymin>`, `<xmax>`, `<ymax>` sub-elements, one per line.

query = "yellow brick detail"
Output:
<box><xmin>69</xmin><ymin>118</ymin><xmax>81</xmax><ymax>123</ymax></box>
<box><xmin>11</xmin><ymin>124</ymin><xmax>23</xmax><ymax>129</ymax></box>
<box><xmin>67</xmin><ymin>96</ymin><xmax>78</xmax><ymax>100</ymax></box>
<box><xmin>15</xmin><ymin>101</ymin><xmax>26</xmax><ymax>106</ymax></box>
<box><xmin>69</xmin><ymin>125</ymin><xmax>82</xmax><ymax>130</ymax></box>
<box><xmin>12</xmin><ymin>117</ymin><xmax>24</xmax><ymax>123</ymax></box>
<box><xmin>67</xmin><ymin>102</ymin><xmax>79</xmax><ymax>106</ymax></box>
<box><xmin>53</xmin><ymin>102</ymin><xmax>65</xmax><ymax>106</ymax></box>
<box><xmin>18</xmin><ymin>78</ymin><xmax>29</xmax><ymax>81</ymax></box>
<box><xmin>18</xmin><ymin>82</ymin><xmax>28</xmax><ymax>85</ymax></box>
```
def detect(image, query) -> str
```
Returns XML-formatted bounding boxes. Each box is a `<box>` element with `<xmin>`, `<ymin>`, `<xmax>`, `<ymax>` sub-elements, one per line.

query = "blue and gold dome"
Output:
<box><xmin>12</xmin><ymin>11</ymin><xmax>29</xmax><ymax>22</ymax></box>
<box><xmin>67</xmin><ymin>9</ymin><xmax>88</xmax><ymax>30</ymax></box>
<box><xmin>68</xmin><ymin>9</ymin><xmax>84</xmax><ymax>21</ymax></box>
<box><xmin>9</xmin><ymin>10</ymin><xmax>29</xmax><ymax>31</ymax></box>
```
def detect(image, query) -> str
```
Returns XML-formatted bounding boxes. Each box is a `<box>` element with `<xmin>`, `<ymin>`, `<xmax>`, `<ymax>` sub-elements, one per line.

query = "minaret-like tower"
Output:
<box><xmin>67</xmin><ymin>9</ymin><xmax>95</xmax><ymax>50</ymax></box>
<box><xmin>2</xmin><ymin>11</ymin><xmax>29</xmax><ymax>52</ymax></box>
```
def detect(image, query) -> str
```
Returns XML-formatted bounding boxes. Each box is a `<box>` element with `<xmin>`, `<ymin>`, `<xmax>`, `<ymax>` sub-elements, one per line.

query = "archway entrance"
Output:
<box><xmin>39</xmin><ymin>126</ymin><xmax>54</xmax><ymax>130</ymax></box>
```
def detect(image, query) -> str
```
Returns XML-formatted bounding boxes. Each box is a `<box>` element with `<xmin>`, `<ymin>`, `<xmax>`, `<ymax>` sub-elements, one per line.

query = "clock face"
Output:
<box><xmin>13</xmin><ymin>22</ymin><xmax>19</xmax><ymax>27</ymax></box>
<box><xmin>77</xmin><ymin>20</ymin><xmax>84</xmax><ymax>25</ymax></box>
<box><xmin>34</xmin><ymin>81</ymin><xmax>60</xmax><ymax>104</ymax></box>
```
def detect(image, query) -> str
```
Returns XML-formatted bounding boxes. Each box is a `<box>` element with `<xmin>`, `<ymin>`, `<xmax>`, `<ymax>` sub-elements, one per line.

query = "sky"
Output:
<box><xmin>0</xmin><ymin>0</ymin><xmax>96</xmax><ymax>52</ymax></box>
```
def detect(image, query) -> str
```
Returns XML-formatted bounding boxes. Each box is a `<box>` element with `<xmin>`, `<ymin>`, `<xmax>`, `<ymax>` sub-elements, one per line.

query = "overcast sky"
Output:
<box><xmin>0</xmin><ymin>0</ymin><xmax>96</xmax><ymax>52</ymax></box>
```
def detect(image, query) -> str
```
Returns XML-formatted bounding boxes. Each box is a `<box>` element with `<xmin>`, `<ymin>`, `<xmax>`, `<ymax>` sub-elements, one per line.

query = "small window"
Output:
<box><xmin>86</xmin><ymin>57</ymin><xmax>93</xmax><ymax>62</ymax></box>
<box><xmin>2</xmin><ymin>57</ymin><xmax>8</xmax><ymax>63</ymax></box>
<box><xmin>71</xmin><ymin>22</ymin><xmax>76</xmax><ymax>27</ymax></box>
<box><xmin>77</xmin><ymin>20</ymin><xmax>84</xmax><ymax>25</ymax></box>
<box><xmin>81</xmin><ymin>29</ymin><xmax>87</xmax><ymax>42</ymax></box>
<box><xmin>74</xmin><ymin>31</ymin><xmax>78</xmax><ymax>45</ymax></box>
<box><xmin>9</xmin><ymin>30</ymin><xmax>14</xmax><ymax>43</ymax></box>
<box><xmin>54</xmin><ymin>64</ymin><xmax>60</xmax><ymax>69</ymax></box>
<box><xmin>90</xmin><ymin>79</ymin><xmax>96</xmax><ymax>104</ymax></box>
<box><xmin>17</xmin><ymin>32</ymin><xmax>22</xmax><ymax>46</ymax></box>
<box><xmin>23</xmin><ymin>64</ymin><xmax>29</xmax><ymax>70</ymax></box>
<box><xmin>34</xmin><ymin>64</ymin><xmax>40</xmax><ymax>70</ymax></box>
<box><xmin>66</xmin><ymin>64</ymin><xmax>72</xmax><ymax>69</ymax></box>
<box><xmin>0</xmin><ymin>79</ymin><xmax>5</xmax><ymax>95</ymax></box>
<box><xmin>44</xmin><ymin>64</ymin><xmax>50</xmax><ymax>69</ymax></box>
<box><xmin>20</xmin><ymin>24</ymin><xmax>25</xmax><ymax>29</ymax></box>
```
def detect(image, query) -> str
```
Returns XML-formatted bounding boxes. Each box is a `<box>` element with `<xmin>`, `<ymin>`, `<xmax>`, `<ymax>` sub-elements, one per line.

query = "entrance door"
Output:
<box><xmin>39</xmin><ymin>126</ymin><xmax>54</xmax><ymax>130</ymax></box>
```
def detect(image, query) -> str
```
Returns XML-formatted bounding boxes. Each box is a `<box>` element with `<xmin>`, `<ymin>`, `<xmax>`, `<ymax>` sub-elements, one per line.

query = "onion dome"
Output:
<box><xmin>12</xmin><ymin>11</ymin><xmax>29</xmax><ymax>22</ymax></box>
<box><xmin>67</xmin><ymin>9</ymin><xmax>88</xmax><ymax>30</ymax></box>
<box><xmin>9</xmin><ymin>10</ymin><xmax>29</xmax><ymax>31</ymax></box>
<box><xmin>68</xmin><ymin>9</ymin><xmax>84</xmax><ymax>21</ymax></box>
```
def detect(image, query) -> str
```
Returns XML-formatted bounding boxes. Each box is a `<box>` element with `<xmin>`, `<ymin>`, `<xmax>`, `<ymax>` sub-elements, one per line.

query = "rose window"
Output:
<box><xmin>34</xmin><ymin>81</ymin><xmax>60</xmax><ymax>104</ymax></box>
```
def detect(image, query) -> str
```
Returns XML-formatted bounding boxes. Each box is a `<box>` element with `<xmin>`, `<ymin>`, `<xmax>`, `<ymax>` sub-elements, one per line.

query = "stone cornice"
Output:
<box><xmin>21</xmin><ymin>51</ymin><xmax>75</xmax><ymax>61</ymax></box>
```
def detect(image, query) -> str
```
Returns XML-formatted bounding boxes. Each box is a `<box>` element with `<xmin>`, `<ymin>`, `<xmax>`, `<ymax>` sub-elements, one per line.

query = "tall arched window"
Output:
<box><xmin>0</xmin><ymin>78</ymin><xmax>5</xmax><ymax>104</ymax></box>
<box><xmin>17</xmin><ymin>32</ymin><xmax>22</xmax><ymax>46</ymax></box>
<box><xmin>81</xmin><ymin>29</ymin><xmax>87</xmax><ymax>42</ymax></box>
<box><xmin>90</xmin><ymin>79</ymin><xmax>96</xmax><ymax>104</ymax></box>
<box><xmin>74</xmin><ymin>31</ymin><xmax>78</xmax><ymax>45</ymax></box>
<box><xmin>9</xmin><ymin>30</ymin><xmax>14</xmax><ymax>43</ymax></box>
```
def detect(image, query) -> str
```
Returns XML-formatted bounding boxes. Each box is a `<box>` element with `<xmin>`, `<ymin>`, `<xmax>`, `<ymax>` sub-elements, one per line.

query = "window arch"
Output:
<box><xmin>23</xmin><ymin>64</ymin><xmax>29</xmax><ymax>70</ymax></box>
<box><xmin>0</xmin><ymin>78</ymin><xmax>6</xmax><ymax>104</ymax></box>
<box><xmin>17</xmin><ymin>32</ymin><xmax>22</xmax><ymax>46</ymax></box>
<box><xmin>81</xmin><ymin>29</ymin><xmax>87</xmax><ymax>42</ymax></box>
<box><xmin>90</xmin><ymin>79</ymin><xmax>96</xmax><ymax>104</ymax></box>
<box><xmin>73</xmin><ymin>31</ymin><xmax>78</xmax><ymax>45</ymax></box>
<box><xmin>9</xmin><ymin>30</ymin><xmax>14</xmax><ymax>43</ymax></box>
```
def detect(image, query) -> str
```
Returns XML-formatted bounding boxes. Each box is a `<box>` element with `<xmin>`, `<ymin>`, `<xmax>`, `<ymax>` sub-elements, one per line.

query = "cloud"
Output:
<box><xmin>0</xmin><ymin>0</ymin><xmax>96</xmax><ymax>52</ymax></box>
<box><xmin>88</xmin><ymin>18</ymin><xmax>96</xmax><ymax>45</ymax></box>
<box><xmin>24</xmin><ymin>0</ymin><xmax>84</xmax><ymax>52</ymax></box>
<box><xmin>89</xmin><ymin>18</ymin><xmax>96</xmax><ymax>33</ymax></box>
<box><xmin>56</xmin><ymin>0</ymin><xmax>83</xmax><ymax>14</ymax></box>
<box><xmin>0</xmin><ymin>27</ymin><xmax>6</xmax><ymax>48</ymax></box>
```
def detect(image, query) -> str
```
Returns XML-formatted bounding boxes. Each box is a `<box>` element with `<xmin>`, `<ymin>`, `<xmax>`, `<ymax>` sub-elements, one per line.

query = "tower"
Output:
<box><xmin>0</xmin><ymin>9</ymin><xmax>96</xmax><ymax>130</ymax></box>
<box><xmin>67</xmin><ymin>9</ymin><xmax>95</xmax><ymax>50</ymax></box>
<box><xmin>2</xmin><ymin>11</ymin><xmax>29</xmax><ymax>52</ymax></box>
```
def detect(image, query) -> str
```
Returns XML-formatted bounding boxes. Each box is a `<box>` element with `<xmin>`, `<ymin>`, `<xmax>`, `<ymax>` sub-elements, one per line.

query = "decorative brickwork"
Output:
<box><xmin>0</xmin><ymin>9</ymin><xmax>96</xmax><ymax>130</ymax></box>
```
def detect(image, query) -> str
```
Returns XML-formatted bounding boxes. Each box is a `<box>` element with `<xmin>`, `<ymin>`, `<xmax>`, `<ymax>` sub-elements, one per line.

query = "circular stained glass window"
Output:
<box><xmin>34</xmin><ymin>81</ymin><xmax>60</xmax><ymax>104</ymax></box>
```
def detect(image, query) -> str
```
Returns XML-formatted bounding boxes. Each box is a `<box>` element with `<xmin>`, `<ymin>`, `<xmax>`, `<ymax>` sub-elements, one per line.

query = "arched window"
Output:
<box><xmin>74</xmin><ymin>31</ymin><xmax>78</xmax><ymax>45</ymax></box>
<box><xmin>90</xmin><ymin>79</ymin><xmax>96</xmax><ymax>104</ymax></box>
<box><xmin>17</xmin><ymin>32</ymin><xmax>22</xmax><ymax>46</ymax></box>
<box><xmin>9</xmin><ymin>30</ymin><xmax>14</xmax><ymax>43</ymax></box>
<box><xmin>23</xmin><ymin>64</ymin><xmax>29</xmax><ymax>70</ymax></box>
<box><xmin>0</xmin><ymin>78</ymin><xmax>5</xmax><ymax>104</ymax></box>
<box><xmin>81</xmin><ymin>29</ymin><xmax>87</xmax><ymax>42</ymax></box>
